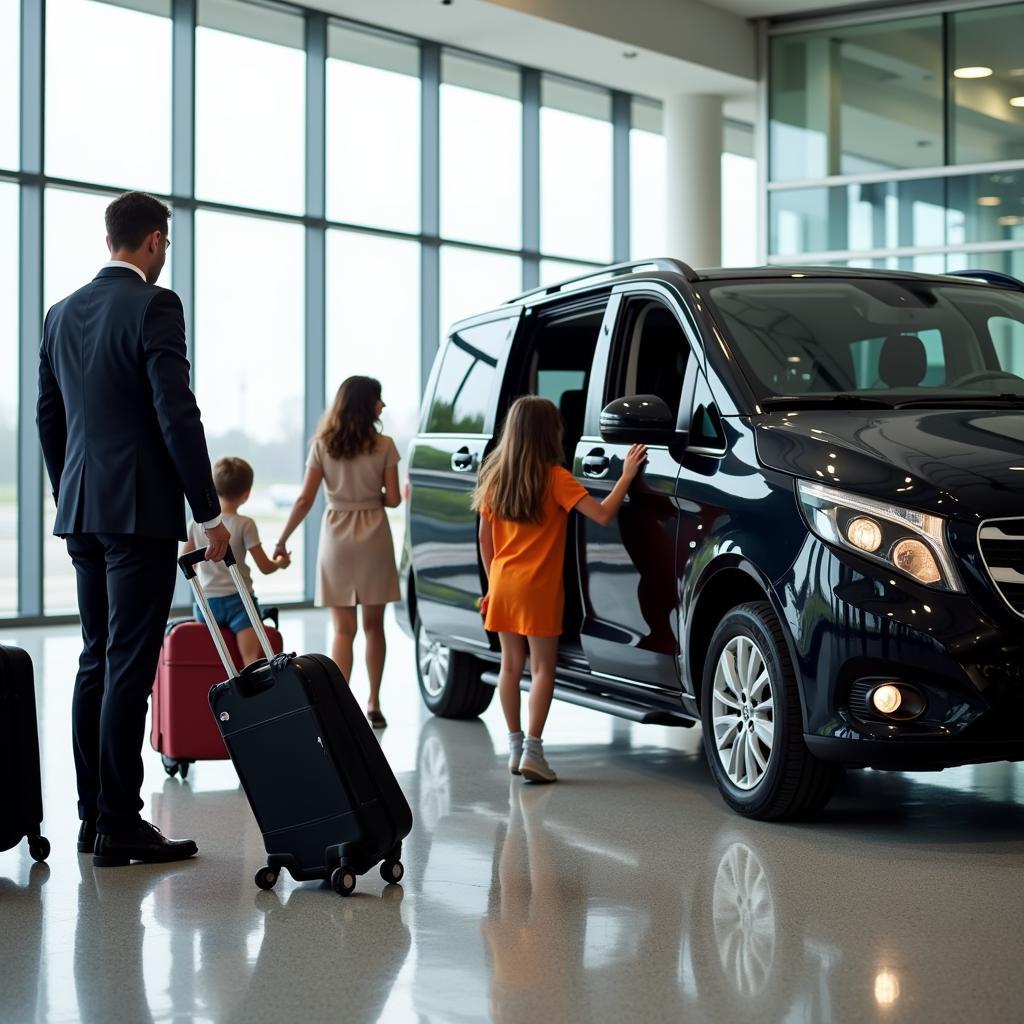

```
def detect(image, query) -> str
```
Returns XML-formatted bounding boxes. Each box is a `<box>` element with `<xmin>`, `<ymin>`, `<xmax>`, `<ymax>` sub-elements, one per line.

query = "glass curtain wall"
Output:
<box><xmin>0</xmin><ymin>183</ymin><xmax>16</xmax><ymax>616</ymax></box>
<box><xmin>3</xmin><ymin>0</ymin><xmax>753</xmax><ymax>619</ymax></box>
<box><xmin>766</xmin><ymin>2</ymin><xmax>1024</xmax><ymax>275</ymax></box>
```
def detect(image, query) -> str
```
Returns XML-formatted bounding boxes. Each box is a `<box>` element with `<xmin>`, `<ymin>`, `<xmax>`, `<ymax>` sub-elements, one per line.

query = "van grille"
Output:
<box><xmin>978</xmin><ymin>518</ymin><xmax>1024</xmax><ymax>617</ymax></box>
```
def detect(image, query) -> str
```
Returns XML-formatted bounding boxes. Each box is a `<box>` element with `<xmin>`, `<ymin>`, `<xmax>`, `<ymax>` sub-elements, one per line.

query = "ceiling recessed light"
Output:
<box><xmin>954</xmin><ymin>66</ymin><xmax>993</xmax><ymax>79</ymax></box>
<box><xmin>998</xmin><ymin>215</ymin><xmax>1023</xmax><ymax>226</ymax></box>
<box><xmin>1011</xmin><ymin>96</ymin><xmax>1024</xmax><ymax>108</ymax></box>
<box><xmin>977</xmin><ymin>196</ymin><xmax>1002</xmax><ymax>206</ymax></box>
<box><xmin>1010</xmin><ymin>68</ymin><xmax>1024</xmax><ymax>78</ymax></box>
<box><xmin>622</xmin><ymin>50</ymin><xmax>638</xmax><ymax>59</ymax></box>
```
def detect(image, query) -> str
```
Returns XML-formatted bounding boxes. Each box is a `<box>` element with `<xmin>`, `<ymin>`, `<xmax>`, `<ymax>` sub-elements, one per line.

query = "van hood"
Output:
<box><xmin>754</xmin><ymin>409</ymin><xmax>1024</xmax><ymax>521</ymax></box>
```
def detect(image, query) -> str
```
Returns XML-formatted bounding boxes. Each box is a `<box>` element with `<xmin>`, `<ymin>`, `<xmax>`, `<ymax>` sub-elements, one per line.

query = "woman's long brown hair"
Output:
<box><xmin>318</xmin><ymin>376</ymin><xmax>382</xmax><ymax>460</ymax></box>
<box><xmin>472</xmin><ymin>396</ymin><xmax>564</xmax><ymax>523</ymax></box>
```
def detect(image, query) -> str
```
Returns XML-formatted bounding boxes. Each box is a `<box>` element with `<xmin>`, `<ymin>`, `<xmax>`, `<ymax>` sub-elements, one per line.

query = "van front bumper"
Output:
<box><xmin>778</xmin><ymin>536</ymin><xmax>1024</xmax><ymax>770</ymax></box>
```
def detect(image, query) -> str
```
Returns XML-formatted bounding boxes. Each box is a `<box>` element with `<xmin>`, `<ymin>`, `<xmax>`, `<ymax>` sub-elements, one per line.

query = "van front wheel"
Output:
<box><xmin>700</xmin><ymin>601</ymin><xmax>838</xmax><ymax>821</ymax></box>
<box><xmin>415</xmin><ymin>617</ymin><xmax>494</xmax><ymax>719</ymax></box>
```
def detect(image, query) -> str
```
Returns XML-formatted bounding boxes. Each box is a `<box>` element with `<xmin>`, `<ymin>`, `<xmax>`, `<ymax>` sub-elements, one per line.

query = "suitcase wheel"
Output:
<box><xmin>380</xmin><ymin>859</ymin><xmax>405</xmax><ymax>885</ymax></box>
<box><xmin>254</xmin><ymin>866</ymin><xmax>279</xmax><ymax>891</ymax></box>
<box><xmin>331</xmin><ymin>866</ymin><xmax>357</xmax><ymax>897</ymax></box>
<box><xmin>28</xmin><ymin>835</ymin><xmax>50</xmax><ymax>863</ymax></box>
<box><xmin>161</xmin><ymin>756</ymin><xmax>191</xmax><ymax>780</ymax></box>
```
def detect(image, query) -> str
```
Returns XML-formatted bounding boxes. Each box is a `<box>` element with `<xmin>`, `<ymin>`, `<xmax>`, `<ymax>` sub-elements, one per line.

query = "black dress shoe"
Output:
<box><xmin>78</xmin><ymin>820</ymin><xmax>97</xmax><ymax>854</ymax></box>
<box><xmin>93</xmin><ymin>821</ymin><xmax>198</xmax><ymax>868</ymax></box>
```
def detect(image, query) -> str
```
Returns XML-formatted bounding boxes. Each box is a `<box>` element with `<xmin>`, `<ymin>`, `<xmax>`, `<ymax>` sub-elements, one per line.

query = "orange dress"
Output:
<box><xmin>482</xmin><ymin>466</ymin><xmax>588</xmax><ymax>637</ymax></box>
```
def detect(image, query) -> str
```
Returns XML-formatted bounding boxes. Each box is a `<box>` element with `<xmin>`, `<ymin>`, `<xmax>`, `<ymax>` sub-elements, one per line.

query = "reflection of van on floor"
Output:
<box><xmin>398</xmin><ymin>258</ymin><xmax>1024</xmax><ymax>820</ymax></box>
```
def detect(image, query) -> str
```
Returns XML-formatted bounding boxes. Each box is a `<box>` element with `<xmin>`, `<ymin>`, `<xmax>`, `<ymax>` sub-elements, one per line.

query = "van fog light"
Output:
<box><xmin>872</xmin><ymin>684</ymin><xmax>903</xmax><ymax>715</ymax></box>
<box><xmin>892</xmin><ymin>539</ymin><xmax>941</xmax><ymax>584</ymax></box>
<box><xmin>847</xmin><ymin>516</ymin><xmax>882</xmax><ymax>553</ymax></box>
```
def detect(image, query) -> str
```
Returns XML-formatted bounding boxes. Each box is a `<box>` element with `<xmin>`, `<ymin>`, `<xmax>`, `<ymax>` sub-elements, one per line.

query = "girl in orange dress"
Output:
<box><xmin>473</xmin><ymin>396</ymin><xmax>647</xmax><ymax>783</ymax></box>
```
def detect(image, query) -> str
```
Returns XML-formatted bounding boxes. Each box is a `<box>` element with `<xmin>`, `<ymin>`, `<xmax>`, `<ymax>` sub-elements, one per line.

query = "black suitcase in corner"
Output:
<box><xmin>179</xmin><ymin>548</ymin><xmax>412</xmax><ymax>897</ymax></box>
<box><xmin>0</xmin><ymin>644</ymin><xmax>50</xmax><ymax>863</ymax></box>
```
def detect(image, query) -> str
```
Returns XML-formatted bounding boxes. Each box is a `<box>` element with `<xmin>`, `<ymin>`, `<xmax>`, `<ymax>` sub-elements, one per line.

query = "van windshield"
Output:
<box><xmin>705</xmin><ymin>279</ymin><xmax>1024</xmax><ymax>409</ymax></box>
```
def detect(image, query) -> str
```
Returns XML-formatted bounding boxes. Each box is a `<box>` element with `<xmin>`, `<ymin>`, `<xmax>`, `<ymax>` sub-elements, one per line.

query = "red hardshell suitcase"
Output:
<box><xmin>151</xmin><ymin>612</ymin><xmax>283</xmax><ymax>779</ymax></box>
<box><xmin>179</xmin><ymin>547</ymin><xmax>413</xmax><ymax>897</ymax></box>
<box><xmin>0</xmin><ymin>644</ymin><xmax>50</xmax><ymax>862</ymax></box>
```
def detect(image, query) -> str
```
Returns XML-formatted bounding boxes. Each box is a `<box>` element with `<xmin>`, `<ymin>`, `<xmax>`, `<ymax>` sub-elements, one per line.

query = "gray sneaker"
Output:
<box><xmin>508</xmin><ymin>733</ymin><xmax>524</xmax><ymax>775</ymax></box>
<box><xmin>518</xmin><ymin>744</ymin><xmax>557</xmax><ymax>784</ymax></box>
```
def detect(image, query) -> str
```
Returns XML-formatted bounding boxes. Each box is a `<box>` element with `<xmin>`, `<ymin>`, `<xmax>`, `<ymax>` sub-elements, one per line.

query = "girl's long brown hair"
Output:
<box><xmin>472</xmin><ymin>396</ymin><xmax>564</xmax><ymax>523</ymax></box>
<box><xmin>318</xmin><ymin>376</ymin><xmax>382</xmax><ymax>460</ymax></box>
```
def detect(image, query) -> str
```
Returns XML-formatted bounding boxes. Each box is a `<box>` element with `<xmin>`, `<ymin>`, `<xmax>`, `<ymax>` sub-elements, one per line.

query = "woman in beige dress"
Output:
<box><xmin>274</xmin><ymin>376</ymin><xmax>401</xmax><ymax>727</ymax></box>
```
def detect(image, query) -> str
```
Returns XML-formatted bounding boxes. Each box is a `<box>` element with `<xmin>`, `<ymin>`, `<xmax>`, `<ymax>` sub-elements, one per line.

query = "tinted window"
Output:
<box><xmin>707</xmin><ymin>280</ymin><xmax>1024</xmax><ymax>401</ymax></box>
<box><xmin>426</xmin><ymin>319</ymin><xmax>512</xmax><ymax>433</ymax></box>
<box><xmin>609</xmin><ymin>300</ymin><xmax>690</xmax><ymax>420</ymax></box>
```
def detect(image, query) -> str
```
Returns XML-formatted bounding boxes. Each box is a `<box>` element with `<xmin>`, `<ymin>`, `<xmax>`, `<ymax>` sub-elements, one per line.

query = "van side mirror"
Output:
<box><xmin>599</xmin><ymin>395</ymin><xmax>677</xmax><ymax>444</ymax></box>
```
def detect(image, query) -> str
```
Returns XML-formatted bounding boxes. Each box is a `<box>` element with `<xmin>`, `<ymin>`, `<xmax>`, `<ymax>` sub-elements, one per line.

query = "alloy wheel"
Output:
<box><xmin>417</xmin><ymin>627</ymin><xmax>451</xmax><ymax>698</ymax></box>
<box><xmin>711</xmin><ymin>635</ymin><xmax>776</xmax><ymax>791</ymax></box>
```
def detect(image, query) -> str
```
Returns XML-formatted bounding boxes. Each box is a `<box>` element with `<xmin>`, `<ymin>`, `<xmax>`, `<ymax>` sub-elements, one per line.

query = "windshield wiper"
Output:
<box><xmin>895</xmin><ymin>393</ymin><xmax>1024</xmax><ymax>409</ymax></box>
<box><xmin>761</xmin><ymin>394</ymin><xmax>894</xmax><ymax>411</ymax></box>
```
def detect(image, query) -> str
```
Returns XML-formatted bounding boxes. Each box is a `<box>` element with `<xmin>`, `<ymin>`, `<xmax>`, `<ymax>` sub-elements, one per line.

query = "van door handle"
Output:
<box><xmin>451</xmin><ymin>447</ymin><xmax>477</xmax><ymax>472</ymax></box>
<box><xmin>582</xmin><ymin>450</ymin><xmax>609</xmax><ymax>478</ymax></box>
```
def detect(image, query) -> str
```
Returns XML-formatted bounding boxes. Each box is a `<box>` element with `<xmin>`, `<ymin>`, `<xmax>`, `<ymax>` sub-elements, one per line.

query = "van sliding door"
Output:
<box><xmin>409</xmin><ymin>312</ymin><xmax>520</xmax><ymax>649</ymax></box>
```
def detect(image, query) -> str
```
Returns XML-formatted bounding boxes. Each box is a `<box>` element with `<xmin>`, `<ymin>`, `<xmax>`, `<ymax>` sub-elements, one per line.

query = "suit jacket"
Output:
<box><xmin>37</xmin><ymin>266</ymin><xmax>220</xmax><ymax>540</ymax></box>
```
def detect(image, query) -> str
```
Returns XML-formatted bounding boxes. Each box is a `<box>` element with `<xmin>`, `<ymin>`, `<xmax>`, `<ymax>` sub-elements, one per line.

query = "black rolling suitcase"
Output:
<box><xmin>0</xmin><ymin>644</ymin><xmax>50</xmax><ymax>863</ymax></box>
<box><xmin>179</xmin><ymin>548</ymin><xmax>412</xmax><ymax>897</ymax></box>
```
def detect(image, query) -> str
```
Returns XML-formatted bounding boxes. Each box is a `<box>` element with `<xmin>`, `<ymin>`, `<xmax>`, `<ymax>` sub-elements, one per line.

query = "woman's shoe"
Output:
<box><xmin>367</xmin><ymin>709</ymin><xmax>388</xmax><ymax>729</ymax></box>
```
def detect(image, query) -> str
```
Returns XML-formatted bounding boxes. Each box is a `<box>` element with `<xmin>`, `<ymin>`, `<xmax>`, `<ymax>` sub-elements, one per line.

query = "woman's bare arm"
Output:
<box><xmin>382</xmin><ymin>464</ymin><xmax>401</xmax><ymax>509</ymax></box>
<box><xmin>274</xmin><ymin>466</ymin><xmax>323</xmax><ymax>553</ymax></box>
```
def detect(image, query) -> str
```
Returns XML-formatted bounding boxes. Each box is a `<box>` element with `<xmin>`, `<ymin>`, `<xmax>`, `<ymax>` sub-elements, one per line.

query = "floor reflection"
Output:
<box><xmin>2</xmin><ymin>612</ymin><xmax>1024</xmax><ymax>1023</ymax></box>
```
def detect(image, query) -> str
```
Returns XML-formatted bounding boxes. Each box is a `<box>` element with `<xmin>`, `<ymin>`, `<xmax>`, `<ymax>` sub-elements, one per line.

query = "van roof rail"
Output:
<box><xmin>506</xmin><ymin>258</ymin><xmax>700</xmax><ymax>304</ymax></box>
<box><xmin>948</xmin><ymin>269</ymin><xmax>1024</xmax><ymax>291</ymax></box>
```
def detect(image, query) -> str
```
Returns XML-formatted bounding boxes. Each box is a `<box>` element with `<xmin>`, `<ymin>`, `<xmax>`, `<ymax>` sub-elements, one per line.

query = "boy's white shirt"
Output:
<box><xmin>188</xmin><ymin>512</ymin><xmax>260</xmax><ymax>597</ymax></box>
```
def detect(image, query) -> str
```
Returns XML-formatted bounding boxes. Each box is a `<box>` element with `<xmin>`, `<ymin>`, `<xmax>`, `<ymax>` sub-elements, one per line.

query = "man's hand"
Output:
<box><xmin>204</xmin><ymin>522</ymin><xmax>231</xmax><ymax>562</ymax></box>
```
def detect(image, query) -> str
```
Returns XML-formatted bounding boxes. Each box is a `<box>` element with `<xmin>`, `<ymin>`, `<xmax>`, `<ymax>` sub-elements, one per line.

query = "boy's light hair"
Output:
<box><xmin>213</xmin><ymin>457</ymin><xmax>254</xmax><ymax>501</ymax></box>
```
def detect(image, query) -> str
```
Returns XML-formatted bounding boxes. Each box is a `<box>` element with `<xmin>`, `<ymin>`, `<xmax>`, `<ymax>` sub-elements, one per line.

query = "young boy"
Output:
<box><xmin>182</xmin><ymin>457</ymin><xmax>290</xmax><ymax>666</ymax></box>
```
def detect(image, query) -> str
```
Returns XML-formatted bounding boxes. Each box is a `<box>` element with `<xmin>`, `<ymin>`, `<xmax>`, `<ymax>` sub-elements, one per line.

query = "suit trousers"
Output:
<box><xmin>65</xmin><ymin>533</ymin><xmax>177</xmax><ymax>833</ymax></box>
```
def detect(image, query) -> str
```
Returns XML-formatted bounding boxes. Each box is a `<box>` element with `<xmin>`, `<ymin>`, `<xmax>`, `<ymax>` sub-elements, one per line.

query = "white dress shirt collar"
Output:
<box><xmin>104</xmin><ymin>259</ymin><xmax>147</xmax><ymax>282</ymax></box>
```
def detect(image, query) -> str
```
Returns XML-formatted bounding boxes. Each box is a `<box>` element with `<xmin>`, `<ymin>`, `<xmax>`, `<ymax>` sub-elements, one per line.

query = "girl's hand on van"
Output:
<box><xmin>622</xmin><ymin>444</ymin><xmax>648</xmax><ymax>481</ymax></box>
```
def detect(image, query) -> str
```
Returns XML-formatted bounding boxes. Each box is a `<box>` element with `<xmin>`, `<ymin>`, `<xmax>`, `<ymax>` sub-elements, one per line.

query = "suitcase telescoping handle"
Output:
<box><xmin>177</xmin><ymin>547</ymin><xmax>276</xmax><ymax>677</ymax></box>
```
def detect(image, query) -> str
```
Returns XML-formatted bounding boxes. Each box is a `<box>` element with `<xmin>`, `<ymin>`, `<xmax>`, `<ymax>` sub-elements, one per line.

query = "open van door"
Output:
<box><xmin>408</xmin><ymin>311</ymin><xmax>521</xmax><ymax>650</ymax></box>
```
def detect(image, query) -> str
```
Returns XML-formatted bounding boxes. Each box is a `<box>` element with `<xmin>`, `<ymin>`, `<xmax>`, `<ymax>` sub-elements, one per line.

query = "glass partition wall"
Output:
<box><xmin>766</xmin><ymin>1</ymin><xmax>1024</xmax><ymax>274</ymax></box>
<box><xmin>2</xmin><ymin>0</ymin><xmax>750</xmax><ymax>620</ymax></box>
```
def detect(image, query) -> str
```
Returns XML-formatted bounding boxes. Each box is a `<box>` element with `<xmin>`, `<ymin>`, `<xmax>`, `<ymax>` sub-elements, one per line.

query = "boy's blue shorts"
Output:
<box><xmin>194</xmin><ymin>593</ymin><xmax>262</xmax><ymax>636</ymax></box>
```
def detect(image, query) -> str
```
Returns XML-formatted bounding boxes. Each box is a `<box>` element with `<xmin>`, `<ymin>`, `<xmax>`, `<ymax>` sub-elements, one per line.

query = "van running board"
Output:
<box><xmin>479</xmin><ymin>671</ymin><xmax>695</xmax><ymax>727</ymax></box>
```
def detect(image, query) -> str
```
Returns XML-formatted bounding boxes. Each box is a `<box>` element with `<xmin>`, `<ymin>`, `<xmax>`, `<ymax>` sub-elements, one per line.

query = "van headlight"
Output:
<box><xmin>797</xmin><ymin>481</ymin><xmax>962</xmax><ymax>592</ymax></box>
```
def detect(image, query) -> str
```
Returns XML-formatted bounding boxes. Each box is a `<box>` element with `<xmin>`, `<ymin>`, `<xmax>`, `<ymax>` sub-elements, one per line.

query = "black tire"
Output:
<box><xmin>29</xmin><ymin>836</ymin><xmax>50</xmax><ymax>863</ymax></box>
<box><xmin>700</xmin><ymin>601</ymin><xmax>839</xmax><ymax>821</ymax></box>
<box><xmin>161</xmin><ymin>755</ymin><xmax>179</xmax><ymax>778</ymax></box>
<box><xmin>414</xmin><ymin>616</ymin><xmax>494</xmax><ymax>719</ymax></box>
<box><xmin>179</xmin><ymin>761</ymin><xmax>191</xmax><ymax>780</ymax></box>
<box><xmin>254</xmin><ymin>867</ymin><xmax>278</xmax><ymax>891</ymax></box>
<box><xmin>331</xmin><ymin>867</ymin><xmax>356</xmax><ymax>897</ymax></box>
<box><xmin>380</xmin><ymin>860</ymin><xmax>405</xmax><ymax>885</ymax></box>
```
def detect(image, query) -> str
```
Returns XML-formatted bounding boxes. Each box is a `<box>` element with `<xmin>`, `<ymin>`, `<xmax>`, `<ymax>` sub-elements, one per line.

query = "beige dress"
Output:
<box><xmin>308</xmin><ymin>434</ymin><xmax>401</xmax><ymax>607</ymax></box>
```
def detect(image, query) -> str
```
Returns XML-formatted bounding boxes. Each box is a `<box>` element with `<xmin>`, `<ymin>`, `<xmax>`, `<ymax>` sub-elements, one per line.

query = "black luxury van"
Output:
<box><xmin>398</xmin><ymin>259</ymin><xmax>1024</xmax><ymax>820</ymax></box>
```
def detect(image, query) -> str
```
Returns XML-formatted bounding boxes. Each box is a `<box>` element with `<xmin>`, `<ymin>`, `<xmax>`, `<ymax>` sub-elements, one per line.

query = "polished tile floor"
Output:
<box><xmin>3</xmin><ymin>610</ymin><xmax>1024</xmax><ymax>1023</ymax></box>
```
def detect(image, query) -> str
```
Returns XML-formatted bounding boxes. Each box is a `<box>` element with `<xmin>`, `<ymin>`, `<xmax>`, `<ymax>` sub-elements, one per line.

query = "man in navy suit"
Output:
<box><xmin>37</xmin><ymin>191</ymin><xmax>231</xmax><ymax>866</ymax></box>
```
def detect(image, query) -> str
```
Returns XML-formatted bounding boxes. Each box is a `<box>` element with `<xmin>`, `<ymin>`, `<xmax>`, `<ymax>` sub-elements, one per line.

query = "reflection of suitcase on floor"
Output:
<box><xmin>151</xmin><ymin>611</ymin><xmax>284</xmax><ymax>780</ymax></box>
<box><xmin>0</xmin><ymin>645</ymin><xmax>50</xmax><ymax>862</ymax></box>
<box><xmin>180</xmin><ymin>547</ymin><xmax>413</xmax><ymax>897</ymax></box>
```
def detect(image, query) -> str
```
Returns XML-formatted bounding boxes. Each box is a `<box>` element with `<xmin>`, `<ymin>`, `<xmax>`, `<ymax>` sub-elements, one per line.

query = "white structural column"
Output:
<box><xmin>664</xmin><ymin>93</ymin><xmax>723</xmax><ymax>267</ymax></box>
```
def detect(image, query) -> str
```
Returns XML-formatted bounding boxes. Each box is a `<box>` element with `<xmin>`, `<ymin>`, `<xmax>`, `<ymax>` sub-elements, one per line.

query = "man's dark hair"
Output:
<box><xmin>105</xmin><ymin>191</ymin><xmax>170</xmax><ymax>251</ymax></box>
<box><xmin>213</xmin><ymin>457</ymin><xmax>255</xmax><ymax>501</ymax></box>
